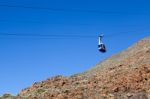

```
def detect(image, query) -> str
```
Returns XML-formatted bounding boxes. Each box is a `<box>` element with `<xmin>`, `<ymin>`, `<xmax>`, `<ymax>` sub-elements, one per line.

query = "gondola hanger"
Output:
<box><xmin>98</xmin><ymin>34</ymin><xmax>106</xmax><ymax>53</ymax></box>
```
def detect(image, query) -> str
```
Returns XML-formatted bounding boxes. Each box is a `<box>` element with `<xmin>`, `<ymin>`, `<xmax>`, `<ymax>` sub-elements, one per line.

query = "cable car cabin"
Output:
<box><xmin>98</xmin><ymin>44</ymin><xmax>106</xmax><ymax>53</ymax></box>
<box><xmin>98</xmin><ymin>35</ymin><xmax>106</xmax><ymax>53</ymax></box>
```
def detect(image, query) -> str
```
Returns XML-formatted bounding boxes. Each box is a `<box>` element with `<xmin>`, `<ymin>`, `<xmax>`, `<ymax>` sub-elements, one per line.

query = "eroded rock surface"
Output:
<box><xmin>16</xmin><ymin>37</ymin><xmax>150</xmax><ymax>99</ymax></box>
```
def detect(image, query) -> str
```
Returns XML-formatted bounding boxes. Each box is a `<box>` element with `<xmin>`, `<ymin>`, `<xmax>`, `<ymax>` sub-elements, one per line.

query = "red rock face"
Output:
<box><xmin>17</xmin><ymin>37</ymin><xmax>150</xmax><ymax>99</ymax></box>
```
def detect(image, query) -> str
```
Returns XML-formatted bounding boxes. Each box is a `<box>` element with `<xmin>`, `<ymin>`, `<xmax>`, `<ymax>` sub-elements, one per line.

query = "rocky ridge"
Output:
<box><xmin>9</xmin><ymin>37</ymin><xmax>150</xmax><ymax>99</ymax></box>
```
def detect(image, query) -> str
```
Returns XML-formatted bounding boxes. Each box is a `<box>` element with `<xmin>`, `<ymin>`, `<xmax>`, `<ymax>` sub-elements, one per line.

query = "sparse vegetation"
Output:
<box><xmin>1</xmin><ymin>93</ymin><xmax>15</xmax><ymax>99</ymax></box>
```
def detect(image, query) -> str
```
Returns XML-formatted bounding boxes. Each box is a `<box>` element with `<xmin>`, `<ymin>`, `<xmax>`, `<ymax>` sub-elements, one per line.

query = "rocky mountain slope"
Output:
<box><xmin>14</xmin><ymin>37</ymin><xmax>150</xmax><ymax>99</ymax></box>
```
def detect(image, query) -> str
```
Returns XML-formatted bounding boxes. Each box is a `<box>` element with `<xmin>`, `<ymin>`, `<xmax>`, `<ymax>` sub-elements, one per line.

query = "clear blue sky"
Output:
<box><xmin>0</xmin><ymin>0</ymin><xmax>150</xmax><ymax>95</ymax></box>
